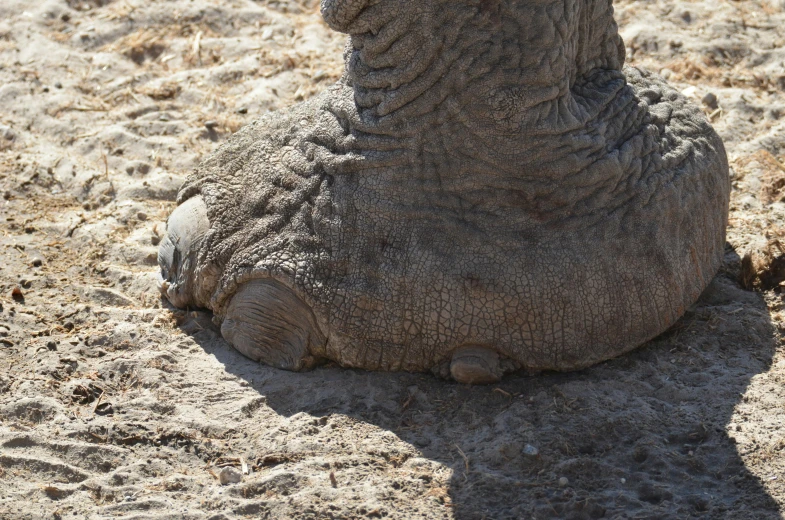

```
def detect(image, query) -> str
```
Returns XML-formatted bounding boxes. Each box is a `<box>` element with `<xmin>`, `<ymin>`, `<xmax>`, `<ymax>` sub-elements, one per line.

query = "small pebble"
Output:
<box><xmin>31</xmin><ymin>256</ymin><xmax>44</xmax><ymax>267</ymax></box>
<box><xmin>701</xmin><ymin>92</ymin><xmax>718</xmax><ymax>110</ymax></box>
<box><xmin>151</xmin><ymin>235</ymin><xmax>161</xmax><ymax>246</ymax></box>
<box><xmin>46</xmin><ymin>341</ymin><xmax>57</xmax><ymax>351</ymax></box>
<box><xmin>204</xmin><ymin>120</ymin><xmax>219</xmax><ymax>130</ymax></box>
<box><xmin>94</xmin><ymin>402</ymin><xmax>114</xmax><ymax>415</ymax></box>
<box><xmin>0</xmin><ymin>125</ymin><xmax>15</xmax><ymax>141</ymax></box>
<box><xmin>237</xmin><ymin>107</ymin><xmax>248</xmax><ymax>114</ymax></box>
<box><xmin>558</xmin><ymin>477</ymin><xmax>569</xmax><ymax>487</ymax></box>
<box><xmin>11</xmin><ymin>286</ymin><xmax>23</xmax><ymax>301</ymax></box>
<box><xmin>219</xmin><ymin>466</ymin><xmax>242</xmax><ymax>485</ymax></box>
<box><xmin>522</xmin><ymin>444</ymin><xmax>539</xmax><ymax>456</ymax></box>
<box><xmin>620</xmin><ymin>478</ymin><xmax>626</xmax><ymax>484</ymax></box>
<box><xmin>54</xmin><ymin>81</ymin><xmax>63</xmax><ymax>89</ymax></box>
<box><xmin>137</xmin><ymin>211</ymin><xmax>148</xmax><ymax>221</ymax></box>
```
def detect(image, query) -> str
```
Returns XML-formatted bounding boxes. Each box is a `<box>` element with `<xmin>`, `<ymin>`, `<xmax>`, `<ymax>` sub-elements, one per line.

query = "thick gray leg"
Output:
<box><xmin>449</xmin><ymin>346</ymin><xmax>503</xmax><ymax>384</ymax></box>
<box><xmin>220</xmin><ymin>279</ymin><xmax>326</xmax><ymax>371</ymax></box>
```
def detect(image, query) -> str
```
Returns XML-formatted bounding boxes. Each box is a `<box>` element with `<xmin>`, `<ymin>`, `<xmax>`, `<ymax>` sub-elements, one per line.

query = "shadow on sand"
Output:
<box><xmin>186</xmin><ymin>250</ymin><xmax>780</xmax><ymax>519</ymax></box>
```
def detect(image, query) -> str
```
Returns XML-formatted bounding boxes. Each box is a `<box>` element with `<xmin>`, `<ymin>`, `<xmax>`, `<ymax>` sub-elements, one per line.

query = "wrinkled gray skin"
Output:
<box><xmin>158</xmin><ymin>0</ymin><xmax>729</xmax><ymax>383</ymax></box>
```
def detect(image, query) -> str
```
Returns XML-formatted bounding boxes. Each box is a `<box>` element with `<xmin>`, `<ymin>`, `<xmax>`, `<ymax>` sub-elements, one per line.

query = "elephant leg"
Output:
<box><xmin>220</xmin><ymin>279</ymin><xmax>326</xmax><ymax>371</ymax></box>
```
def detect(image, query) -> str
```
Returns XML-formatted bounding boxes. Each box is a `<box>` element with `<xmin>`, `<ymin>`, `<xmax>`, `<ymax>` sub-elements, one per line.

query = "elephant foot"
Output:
<box><xmin>449</xmin><ymin>346</ymin><xmax>503</xmax><ymax>385</ymax></box>
<box><xmin>220</xmin><ymin>278</ymin><xmax>326</xmax><ymax>371</ymax></box>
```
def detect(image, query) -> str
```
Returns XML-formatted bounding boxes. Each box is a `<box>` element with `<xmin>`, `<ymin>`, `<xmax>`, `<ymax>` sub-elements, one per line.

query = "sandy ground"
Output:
<box><xmin>2</xmin><ymin>0</ymin><xmax>785</xmax><ymax>518</ymax></box>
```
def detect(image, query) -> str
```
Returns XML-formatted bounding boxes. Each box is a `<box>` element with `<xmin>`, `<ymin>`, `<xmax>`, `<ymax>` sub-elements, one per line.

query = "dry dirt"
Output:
<box><xmin>2</xmin><ymin>0</ymin><xmax>785</xmax><ymax>518</ymax></box>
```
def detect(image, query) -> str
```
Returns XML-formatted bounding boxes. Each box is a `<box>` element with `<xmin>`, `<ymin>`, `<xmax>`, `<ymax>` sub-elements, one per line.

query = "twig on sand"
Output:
<box><xmin>493</xmin><ymin>387</ymin><xmax>512</xmax><ymax>398</ymax></box>
<box><xmin>193</xmin><ymin>31</ymin><xmax>203</xmax><ymax>66</ymax></box>
<box><xmin>452</xmin><ymin>444</ymin><xmax>470</xmax><ymax>481</ymax></box>
<box><xmin>92</xmin><ymin>389</ymin><xmax>105</xmax><ymax>413</ymax></box>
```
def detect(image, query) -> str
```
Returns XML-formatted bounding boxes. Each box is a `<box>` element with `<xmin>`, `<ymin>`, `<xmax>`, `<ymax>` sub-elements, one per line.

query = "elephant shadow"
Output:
<box><xmin>186</xmin><ymin>247</ymin><xmax>780</xmax><ymax>519</ymax></box>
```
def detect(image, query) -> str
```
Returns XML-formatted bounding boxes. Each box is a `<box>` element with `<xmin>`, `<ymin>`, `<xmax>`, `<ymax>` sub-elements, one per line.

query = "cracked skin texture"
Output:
<box><xmin>158</xmin><ymin>0</ymin><xmax>729</xmax><ymax>377</ymax></box>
